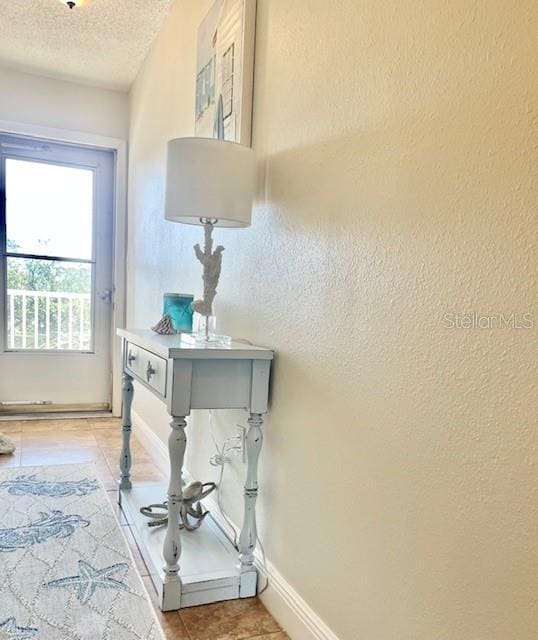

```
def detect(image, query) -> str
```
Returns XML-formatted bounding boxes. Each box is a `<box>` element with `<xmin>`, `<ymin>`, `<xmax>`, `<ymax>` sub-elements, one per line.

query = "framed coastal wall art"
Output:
<box><xmin>195</xmin><ymin>0</ymin><xmax>257</xmax><ymax>146</ymax></box>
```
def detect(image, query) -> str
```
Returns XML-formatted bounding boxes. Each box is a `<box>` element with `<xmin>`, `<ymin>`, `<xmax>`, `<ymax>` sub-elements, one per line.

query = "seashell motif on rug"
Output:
<box><xmin>0</xmin><ymin>463</ymin><xmax>165</xmax><ymax>640</ymax></box>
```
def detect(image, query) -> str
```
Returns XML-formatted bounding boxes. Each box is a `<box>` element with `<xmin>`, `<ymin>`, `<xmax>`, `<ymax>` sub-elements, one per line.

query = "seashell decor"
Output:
<box><xmin>0</xmin><ymin>433</ymin><xmax>16</xmax><ymax>455</ymax></box>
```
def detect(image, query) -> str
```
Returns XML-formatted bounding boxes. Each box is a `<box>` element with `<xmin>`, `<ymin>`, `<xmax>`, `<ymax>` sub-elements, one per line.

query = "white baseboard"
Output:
<box><xmin>131</xmin><ymin>409</ymin><xmax>340</xmax><ymax>640</ymax></box>
<box><xmin>131</xmin><ymin>410</ymin><xmax>169</xmax><ymax>475</ymax></box>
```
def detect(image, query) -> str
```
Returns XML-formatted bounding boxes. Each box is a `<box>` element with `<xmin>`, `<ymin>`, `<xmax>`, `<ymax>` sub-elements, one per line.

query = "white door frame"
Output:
<box><xmin>0</xmin><ymin>119</ymin><xmax>127</xmax><ymax>416</ymax></box>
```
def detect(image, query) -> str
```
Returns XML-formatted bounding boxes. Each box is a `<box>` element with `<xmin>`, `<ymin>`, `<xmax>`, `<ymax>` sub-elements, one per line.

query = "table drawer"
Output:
<box><xmin>125</xmin><ymin>342</ymin><xmax>167</xmax><ymax>397</ymax></box>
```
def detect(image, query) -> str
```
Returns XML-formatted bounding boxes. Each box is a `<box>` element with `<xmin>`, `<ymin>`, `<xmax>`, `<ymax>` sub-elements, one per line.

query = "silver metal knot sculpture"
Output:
<box><xmin>140</xmin><ymin>481</ymin><xmax>216</xmax><ymax>531</ymax></box>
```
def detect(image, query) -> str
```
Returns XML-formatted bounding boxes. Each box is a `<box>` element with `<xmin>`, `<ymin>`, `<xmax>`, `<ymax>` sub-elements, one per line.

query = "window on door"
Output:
<box><xmin>4</xmin><ymin>158</ymin><xmax>95</xmax><ymax>351</ymax></box>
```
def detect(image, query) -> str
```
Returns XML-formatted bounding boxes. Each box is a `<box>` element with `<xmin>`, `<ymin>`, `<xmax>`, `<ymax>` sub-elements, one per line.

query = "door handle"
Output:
<box><xmin>98</xmin><ymin>289</ymin><xmax>112</xmax><ymax>304</ymax></box>
<box><xmin>146</xmin><ymin>361</ymin><xmax>156</xmax><ymax>382</ymax></box>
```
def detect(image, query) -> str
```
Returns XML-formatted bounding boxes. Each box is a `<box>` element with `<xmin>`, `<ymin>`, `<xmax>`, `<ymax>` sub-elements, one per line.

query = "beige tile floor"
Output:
<box><xmin>0</xmin><ymin>417</ymin><xmax>287</xmax><ymax>640</ymax></box>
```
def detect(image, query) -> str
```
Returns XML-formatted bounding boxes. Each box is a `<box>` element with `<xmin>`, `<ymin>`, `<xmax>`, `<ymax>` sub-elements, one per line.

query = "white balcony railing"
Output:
<box><xmin>7</xmin><ymin>289</ymin><xmax>91</xmax><ymax>351</ymax></box>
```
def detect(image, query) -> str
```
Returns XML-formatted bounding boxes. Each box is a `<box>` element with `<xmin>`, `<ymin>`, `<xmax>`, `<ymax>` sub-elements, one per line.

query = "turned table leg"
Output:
<box><xmin>239</xmin><ymin>412</ymin><xmax>263</xmax><ymax>596</ymax></box>
<box><xmin>162</xmin><ymin>415</ymin><xmax>187</xmax><ymax>610</ymax></box>
<box><xmin>119</xmin><ymin>372</ymin><xmax>134</xmax><ymax>492</ymax></box>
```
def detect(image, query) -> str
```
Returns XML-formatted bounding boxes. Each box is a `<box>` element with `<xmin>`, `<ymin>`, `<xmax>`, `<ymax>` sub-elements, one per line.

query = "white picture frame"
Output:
<box><xmin>195</xmin><ymin>0</ymin><xmax>256</xmax><ymax>146</ymax></box>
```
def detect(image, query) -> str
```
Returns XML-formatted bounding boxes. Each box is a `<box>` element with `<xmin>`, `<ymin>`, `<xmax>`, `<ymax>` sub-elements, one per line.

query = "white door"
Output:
<box><xmin>0</xmin><ymin>134</ymin><xmax>114</xmax><ymax>413</ymax></box>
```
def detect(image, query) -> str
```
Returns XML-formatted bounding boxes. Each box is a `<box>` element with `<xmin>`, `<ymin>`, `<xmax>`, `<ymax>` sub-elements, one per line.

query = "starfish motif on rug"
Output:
<box><xmin>43</xmin><ymin>559</ymin><xmax>134</xmax><ymax>605</ymax></box>
<box><xmin>0</xmin><ymin>617</ymin><xmax>38</xmax><ymax>640</ymax></box>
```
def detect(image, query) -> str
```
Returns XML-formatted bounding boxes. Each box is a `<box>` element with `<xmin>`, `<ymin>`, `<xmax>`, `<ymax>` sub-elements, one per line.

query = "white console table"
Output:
<box><xmin>117</xmin><ymin>329</ymin><xmax>273</xmax><ymax>611</ymax></box>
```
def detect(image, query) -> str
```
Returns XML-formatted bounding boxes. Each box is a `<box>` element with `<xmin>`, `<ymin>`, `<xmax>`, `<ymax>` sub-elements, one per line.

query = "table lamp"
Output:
<box><xmin>164</xmin><ymin>137</ymin><xmax>256</xmax><ymax>343</ymax></box>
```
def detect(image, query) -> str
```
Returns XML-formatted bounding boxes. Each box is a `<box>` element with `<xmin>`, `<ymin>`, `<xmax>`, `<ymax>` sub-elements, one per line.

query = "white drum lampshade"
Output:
<box><xmin>164</xmin><ymin>137</ymin><xmax>256</xmax><ymax>228</ymax></box>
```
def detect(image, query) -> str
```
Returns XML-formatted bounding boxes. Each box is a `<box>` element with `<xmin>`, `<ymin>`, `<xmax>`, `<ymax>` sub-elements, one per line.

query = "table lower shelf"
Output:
<box><xmin>119</xmin><ymin>483</ymin><xmax>257</xmax><ymax>610</ymax></box>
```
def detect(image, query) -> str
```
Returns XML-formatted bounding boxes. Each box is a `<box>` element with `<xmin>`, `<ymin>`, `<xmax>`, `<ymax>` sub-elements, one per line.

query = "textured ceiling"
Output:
<box><xmin>0</xmin><ymin>0</ymin><xmax>173</xmax><ymax>90</ymax></box>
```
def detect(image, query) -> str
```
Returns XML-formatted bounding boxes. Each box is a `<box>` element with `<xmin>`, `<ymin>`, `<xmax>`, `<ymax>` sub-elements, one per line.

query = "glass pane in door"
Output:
<box><xmin>6</xmin><ymin>257</ymin><xmax>92</xmax><ymax>351</ymax></box>
<box><xmin>5</xmin><ymin>159</ymin><xmax>93</xmax><ymax>259</ymax></box>
<box><xmin>4</xmin><ymin>158</ymin><xmax>95</xmax><ymax>352</ymax></box>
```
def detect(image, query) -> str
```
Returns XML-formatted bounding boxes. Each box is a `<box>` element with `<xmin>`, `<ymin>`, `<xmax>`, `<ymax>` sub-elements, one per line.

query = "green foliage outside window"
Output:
<box><xmin>6</xmin><ymin>239</ymin><xmax>92</xmax><ymax>350</ymax></box>
<box><xmin>7</xmin><ymin>239</ymin><xmax>91</xmax><ymax>293</ymax></box>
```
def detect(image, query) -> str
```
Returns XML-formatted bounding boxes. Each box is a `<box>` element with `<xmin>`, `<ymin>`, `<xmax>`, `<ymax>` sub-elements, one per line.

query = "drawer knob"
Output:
<box><xmin>127</xmin><ymin>350</ymin><xmax>136</xmax><ymax>366</ymax></box>
<box><xmin>146</xmin><ymin>361</ymin><xmax>156</xmax><ymax>382</ymax></box>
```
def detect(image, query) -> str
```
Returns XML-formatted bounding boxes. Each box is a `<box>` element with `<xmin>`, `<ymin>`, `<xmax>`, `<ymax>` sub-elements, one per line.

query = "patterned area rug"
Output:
<box><xmin>0</xmin><ymin>464</ymin><xmax>164</xmax><ymax>640</ymax></box>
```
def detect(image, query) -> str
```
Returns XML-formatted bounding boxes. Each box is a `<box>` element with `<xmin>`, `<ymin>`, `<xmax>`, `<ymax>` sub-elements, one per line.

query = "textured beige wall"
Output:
<box><xmin>128</xmin><ymin>2</ymin><xmax>538</xmax><ymax>638</ymax></box>
<box><xmin>0</xmin><ymin>66</ymin><xmax>128</xmax><ymax>139</ymax></box>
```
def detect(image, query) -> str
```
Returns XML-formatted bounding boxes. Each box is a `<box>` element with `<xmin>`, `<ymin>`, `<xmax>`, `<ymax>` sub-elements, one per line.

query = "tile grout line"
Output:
<box><xmin>177</xmin><ymin>610</ymin><xmax>194</xmax><ymax>640</ymax></box>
